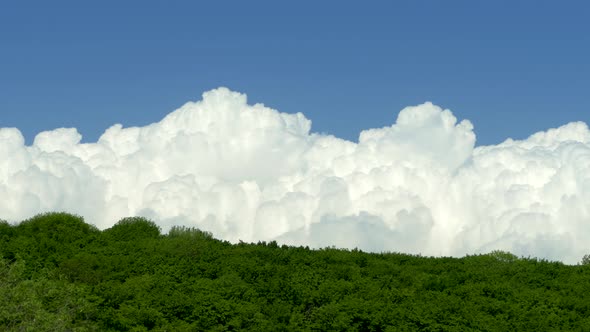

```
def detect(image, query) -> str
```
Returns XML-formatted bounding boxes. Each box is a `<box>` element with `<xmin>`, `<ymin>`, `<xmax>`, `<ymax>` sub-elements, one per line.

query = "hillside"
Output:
<box><xmin>1</xmin><ymin>213</ymin><xmax>589</xmax><ymax>331</ymax></box>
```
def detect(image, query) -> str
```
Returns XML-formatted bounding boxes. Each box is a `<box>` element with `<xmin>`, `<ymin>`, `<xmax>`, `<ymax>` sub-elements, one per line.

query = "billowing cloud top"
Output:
<box><xmin>1</xmin><ymin>88</ymin><xmax>589</xmax><ymax>263</ymax></box>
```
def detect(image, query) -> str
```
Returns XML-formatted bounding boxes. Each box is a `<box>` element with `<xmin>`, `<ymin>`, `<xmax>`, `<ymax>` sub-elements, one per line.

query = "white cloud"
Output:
<box><xmin>1</xmin><ymin>87</ymin><xmax>589</xmax><ymax>263</ymax></box>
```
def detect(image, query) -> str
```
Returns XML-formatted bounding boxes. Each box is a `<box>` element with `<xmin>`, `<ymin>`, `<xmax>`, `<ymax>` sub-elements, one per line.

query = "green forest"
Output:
<box><xmin>1</xmin><ymin>213</ymin><xmax>589</xmax><ymax>331</ymax></box>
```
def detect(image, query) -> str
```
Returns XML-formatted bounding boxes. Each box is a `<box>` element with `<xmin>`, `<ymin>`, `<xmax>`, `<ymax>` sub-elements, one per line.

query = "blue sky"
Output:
<box><xmin>1</xmin><ymin>1</ymin><xmax>588</xmax><ymax>146</ymax></box>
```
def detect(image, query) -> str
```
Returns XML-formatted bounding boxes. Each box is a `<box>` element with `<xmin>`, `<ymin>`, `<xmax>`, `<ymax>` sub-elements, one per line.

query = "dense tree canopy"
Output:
<box><xmin>1</xmin><ymin>213</ymin><xmax>589</xmax><ymax>331</ymax></box>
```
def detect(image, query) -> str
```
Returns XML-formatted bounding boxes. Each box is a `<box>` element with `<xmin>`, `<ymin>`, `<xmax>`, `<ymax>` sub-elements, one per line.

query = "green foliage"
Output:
<box><xmin>168</xmin><ymin>225</ymin><xmax>213</xmax><ymax>240</ymax></box>
<box><xmin>103</xmin><ymin>217</ymin><xmax>161</xmax><ymax>241</ymax></box>
<box><xmin>488</xmin><ymin>250</ymin><xmax>519</xmax><ymax>263</ymax></box>
<box><xmin>0</xmin><ymin>257</ymin><xmax>99</xmax><ymax>331</ymax></box>
<box><xmin>2</xmin><ymin>213</ymin><xmax>100</xmax><ymax>277</ymax></box>
<box><xmin>2</xmin><ymin>212</ymin><xmax>590</xmax><ymax>330</ymax></box>
<box><xmin>0</xmin><ymin>219</ymin><xmax>13</xmax><ymax>246</ymax></box>
<box><xmin>0</xmin><ymin>219</ymin><xmax>12</xmax><ymax>233</ymax></box>
<box><xmin>581</xmin><ymin>254</ymin><xmax>590</xmax><ymax>266</ymax></box>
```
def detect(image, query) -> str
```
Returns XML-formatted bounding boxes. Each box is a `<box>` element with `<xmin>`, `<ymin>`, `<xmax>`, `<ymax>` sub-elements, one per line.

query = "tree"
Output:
<box><xmin>104</xmin><ymin>217</ymin><xmax>161</xmax><ymax>241</ymax></box>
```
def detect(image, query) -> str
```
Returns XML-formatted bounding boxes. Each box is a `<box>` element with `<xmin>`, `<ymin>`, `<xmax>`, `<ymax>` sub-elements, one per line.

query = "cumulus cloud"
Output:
<box><xmin>1</xmin><ymin>87</ymin><xmax>589</xmax><ymax>263</ymax></box>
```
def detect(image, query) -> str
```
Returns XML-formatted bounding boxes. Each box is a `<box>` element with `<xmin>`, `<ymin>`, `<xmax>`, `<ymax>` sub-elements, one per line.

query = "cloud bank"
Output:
<box><xmin>1</xmin><ymin>88</ymin><xmax>589</xmax><ymax>263</ymax></box>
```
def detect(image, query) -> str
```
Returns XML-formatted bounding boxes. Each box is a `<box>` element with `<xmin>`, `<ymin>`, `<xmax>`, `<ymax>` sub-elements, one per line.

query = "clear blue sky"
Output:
<box><xmin>1</xmin><ymin>1</ymin><xmax>588</xmax><ymax>146</ymax></box>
